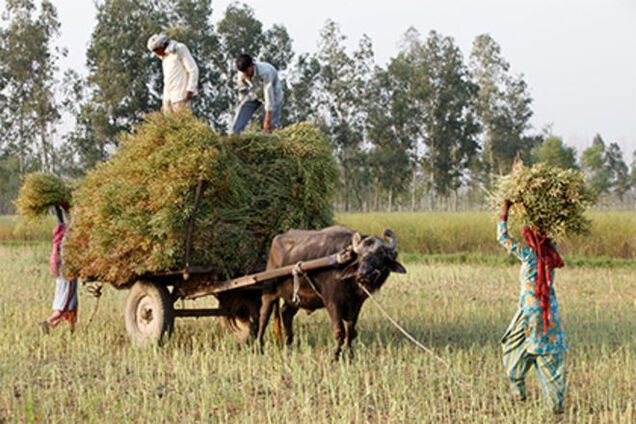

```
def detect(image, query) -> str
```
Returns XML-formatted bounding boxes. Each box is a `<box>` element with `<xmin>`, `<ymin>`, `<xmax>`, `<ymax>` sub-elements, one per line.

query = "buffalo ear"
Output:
<box><xmin>341</xmin><ymin>262</ymin><xmax>358</xmax><ymax>280</ymax></box>
<box><xmin>389</xmin><ymin>261</ymin><xmax>406</xmax><ymax>274</ymax></box>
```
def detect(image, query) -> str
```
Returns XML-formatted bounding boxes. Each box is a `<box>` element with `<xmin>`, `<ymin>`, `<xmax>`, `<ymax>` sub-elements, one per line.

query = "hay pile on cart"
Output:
<box><xmin>63</xmin><ymin>112</ymin><xmax>338</xmax><ymax>287</ymax></box>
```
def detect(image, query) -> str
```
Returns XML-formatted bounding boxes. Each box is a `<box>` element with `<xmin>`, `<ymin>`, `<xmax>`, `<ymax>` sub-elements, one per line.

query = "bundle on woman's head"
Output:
<box><xmin>15</xmin><ymin>173</ymin><xmax>72</xmax><ymax>220</ymax></box>
<box><xmin>491</xmin><ymin>162</ymin><xmax>596</xmax><ymax>240</ymax></box>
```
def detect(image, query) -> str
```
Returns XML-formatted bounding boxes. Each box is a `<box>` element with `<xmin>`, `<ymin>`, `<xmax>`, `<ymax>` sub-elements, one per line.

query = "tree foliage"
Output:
<box><xmin>418</xmin><ymin>31</ymin><xmax>480</xmax><ymax>198</ymax></box>
<box><xmin>1</xmin><ymin>3</ymin><xmax>633</xmax><ymax>213</ymax></box>
<box><xmin>0</xmin><ymin>0</ymin><xmax>62</xmax><ymax>172</ymax></box>
<box><xmin>531</xmin><ymin>136</ymin><xmax>578</xmax><ymax>170</ymax></box>
<box><xmin>470</xmin><ymin>34</ymin><xmax>535</xmax><ymax>175</ymax></box>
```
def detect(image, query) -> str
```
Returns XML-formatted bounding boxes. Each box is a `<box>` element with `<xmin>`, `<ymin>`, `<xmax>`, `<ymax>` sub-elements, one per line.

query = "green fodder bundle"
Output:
<box><xmin>15</xmin><ymin>173</ymin><xmax>72</xmax><ymax>218</ymax></box>
<box><xmin>490</xmin><ymin>162</ymin><xmax>596</xmax><ymax>239</ymax></box>
<box><xmin>63</xmin><ymin>112</ymin><xmax>338</xmax><ymax>287</ymax></box>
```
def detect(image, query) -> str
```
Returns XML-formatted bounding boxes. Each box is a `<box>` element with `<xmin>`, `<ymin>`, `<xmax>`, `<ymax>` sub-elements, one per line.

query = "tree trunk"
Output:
<box><xmin>387</xmin><ymin>187</ymin><xmax>393</xmax><ymax>213</ymax></box>
<box><xmin>411</xmin><ymin>167</ymin><xmax>416</xmax><ymax>212</ymax></box>
<box><xmin>40</xmin><ymin>122</ymin><xmax>49</xmax><ymax>172</ymax></box>
<box><xmin>343</xmin><ymin>167</ymin><xmax>350</xmax><ymax>212</ymax></box>
<box><xmin>374</xmin><ymin>177</ymin><xmax>380</xmax><ymax>211</ymax></box>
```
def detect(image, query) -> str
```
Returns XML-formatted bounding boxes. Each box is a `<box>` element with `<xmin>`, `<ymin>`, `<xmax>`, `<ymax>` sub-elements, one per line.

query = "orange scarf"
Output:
<box><xmin>521</xmin><ymin>226</ymin><xmax>564</xmax><ymax>334</ymax></box>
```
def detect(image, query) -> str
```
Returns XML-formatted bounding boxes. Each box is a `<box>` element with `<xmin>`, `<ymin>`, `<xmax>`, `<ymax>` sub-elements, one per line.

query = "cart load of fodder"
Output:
<box><xmin>490</xmin><ymin>162</ymin><xmax>596</xmax><ymax>238</ymax></box>
<box><xmin>63</xmin><ymin>111</ymin><xmax>338</xmax><ymax>287</ymax></box>
<box><xmin>15</xmin><ymin>173</ymin><xmax>72</xmax><ymax>218</ymax></box>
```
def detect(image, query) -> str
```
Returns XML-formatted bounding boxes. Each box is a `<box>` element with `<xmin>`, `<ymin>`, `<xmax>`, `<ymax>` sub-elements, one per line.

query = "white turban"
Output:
<box><xmin>147</xmin><ymin>33</ymin><xmax>169</xmax><ymax>52</ymax></box>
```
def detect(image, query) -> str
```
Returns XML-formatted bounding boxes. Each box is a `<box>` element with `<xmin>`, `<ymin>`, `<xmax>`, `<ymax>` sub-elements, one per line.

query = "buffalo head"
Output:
<box><xmin>341</xmin><ymin>229</ymin><xmax>406</xmax><ymax>290</ymax></box>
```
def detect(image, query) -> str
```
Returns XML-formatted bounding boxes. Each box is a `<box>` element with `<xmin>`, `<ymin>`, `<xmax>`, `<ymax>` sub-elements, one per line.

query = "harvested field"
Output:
<box><xmin>1</xmin><ymin>243</ymin><xmax>634</xmax><ymax>422</ymax></box>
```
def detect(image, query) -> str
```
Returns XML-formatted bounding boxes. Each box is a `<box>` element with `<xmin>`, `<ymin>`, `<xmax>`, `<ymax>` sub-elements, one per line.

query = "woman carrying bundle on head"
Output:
<box><xmin>497</xmin><ymin>199</ymin><xmax>568</xmax><ymax>414</ymax></box>
<box><xmin>42</xmin><ymin>206</ymin><xmax>78</xmax><ymax>333</ymax></box>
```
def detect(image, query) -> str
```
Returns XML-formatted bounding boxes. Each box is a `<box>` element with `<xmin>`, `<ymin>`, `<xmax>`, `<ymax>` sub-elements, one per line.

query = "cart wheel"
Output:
<box><xmin>125</xmin><ymin>280</ymin><xmax>174</xmax><ymax>347</ymax></box>
<box><xmin>220</xmin><ymin>316</ymin><xmax>254</xmax><ymax>344</ymax></box>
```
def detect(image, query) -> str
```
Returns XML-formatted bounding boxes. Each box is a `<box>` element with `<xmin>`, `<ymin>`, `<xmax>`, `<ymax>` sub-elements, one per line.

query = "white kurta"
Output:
<box><xmin>160</xmin><ymin>41</ymin><xmax>199</xmax><ymax>105</ymax></box>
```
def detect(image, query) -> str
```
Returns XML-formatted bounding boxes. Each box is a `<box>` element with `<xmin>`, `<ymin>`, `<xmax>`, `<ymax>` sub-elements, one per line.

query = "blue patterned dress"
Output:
<box><xmin>497</xmin><ymin>219</ymin><xmax>568</xmax><ymax>354</ymax></box>
<box><xmin>497</xmin><ymin>219</ymin><xmax>567</xmax><ymax>412</ymax></box>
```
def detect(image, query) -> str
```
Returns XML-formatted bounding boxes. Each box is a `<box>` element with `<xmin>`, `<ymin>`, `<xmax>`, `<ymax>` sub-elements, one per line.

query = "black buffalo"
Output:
<box><xmin>257</xmin><ymin>226</ymin><xmax>406</xmax><ymax>360</ymax></box>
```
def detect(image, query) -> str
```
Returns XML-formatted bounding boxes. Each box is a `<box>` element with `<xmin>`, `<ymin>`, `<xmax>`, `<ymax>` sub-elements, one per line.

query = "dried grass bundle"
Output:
<box><xmin>63</xmin><ymin>112</ymin><xmax>338</xmax><ymax>287</ymax></box>
<box><xmin>15</xmin><ymin>173</ymin><xmax>71</xmax><ymax>218</ymax></box>
<box><xmin>490</xmin><ymin>162</ymin><xmax>596</xmax><ymax>238</ymax></box>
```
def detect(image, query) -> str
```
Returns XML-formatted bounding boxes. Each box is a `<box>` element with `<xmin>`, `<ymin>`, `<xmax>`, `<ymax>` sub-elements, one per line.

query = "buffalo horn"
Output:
<box><xmin>383</xmin><ymin>229</ymin><xmax>397</xmax><ymax>250</ymax></box>
<box><xmin>351</xmin><ymin>232</ymin><xmax>363</xmax><ymax>254</ymax></box>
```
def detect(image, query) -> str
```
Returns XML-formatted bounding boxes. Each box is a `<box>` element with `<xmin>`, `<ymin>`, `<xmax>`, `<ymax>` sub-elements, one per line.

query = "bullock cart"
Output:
<box><xmin>122</xmin><ymin>246</ymin><xmax>354</xmax><ymax>347</ymax></box>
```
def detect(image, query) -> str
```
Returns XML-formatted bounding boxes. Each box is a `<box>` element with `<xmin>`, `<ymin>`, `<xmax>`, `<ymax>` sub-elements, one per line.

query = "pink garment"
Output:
<box><xmin>50</xmin><ymin>223</ymin><xmax>66</xmax><ymax>276</ymax></box>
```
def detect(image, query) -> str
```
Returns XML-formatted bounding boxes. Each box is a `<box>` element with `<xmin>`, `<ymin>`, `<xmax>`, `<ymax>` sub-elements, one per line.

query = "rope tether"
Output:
<box><xmin>356</xmin><ymin>282</ymin><xmax>471</xmax><ymax>391</ymax></box>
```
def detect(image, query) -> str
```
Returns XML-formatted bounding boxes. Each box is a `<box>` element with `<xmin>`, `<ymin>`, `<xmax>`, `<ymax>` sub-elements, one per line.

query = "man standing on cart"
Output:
<box><xmin>230</xmin><ymin>54</ymin><xmax>284</xmax><ymax>134</ymax></box>
<box><xmin>147</xmin><ymin>33</ymin><xmax>199</xmax><ymax>113</ymax></box>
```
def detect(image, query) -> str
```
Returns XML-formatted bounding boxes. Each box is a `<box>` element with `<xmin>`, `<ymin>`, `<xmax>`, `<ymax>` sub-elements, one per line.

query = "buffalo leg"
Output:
<box><xmin>248</xmin><ymin>296</ymin><xmax>262</xmax><ymax>340</ymax></box>
<box><xmin>280</xmin><ymin>302</ymin><xmax>298</xmax><ymax>347</ymax></box>
<box><xmin>256</xmin><ymin>294</ymin><xmax>277</xmax><ymax>353</ymax></box>
<box><xmin>343</xmin><ymin>320</ymin><xmax>358</xmax><ymax>358</ymax></box>
<box><xmin>326</xmin><ymin>304</ymin><xmax>345</xmax><ymax>361</ymax></box>
<box><xmin>272</xmin><ymin>300</ymin><xmax>282</xmax><ymax>345</ymax></box>
<box><xmin>344</xmin><ymin>301</ymin><xmax>363</xmax><ymax>358</ymax></box>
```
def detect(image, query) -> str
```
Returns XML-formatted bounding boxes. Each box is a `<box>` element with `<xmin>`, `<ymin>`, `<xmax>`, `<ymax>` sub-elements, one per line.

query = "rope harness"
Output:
<box><xmin>292</xmin><ymin>262</ymin><xmax>326</xmax><ymax>305</ymax></box>
<box><xmin>291</xmin><ymin>247</ymin><xmax>354</xmax><ymax>306</ymax></box>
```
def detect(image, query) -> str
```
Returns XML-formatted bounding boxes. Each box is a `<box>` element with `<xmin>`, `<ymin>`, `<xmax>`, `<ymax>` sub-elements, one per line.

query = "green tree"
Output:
<box><xmin>284</xmin><ymin>53</ymin><xmax>321</xmax><ymax>124</ymax></box>
<box><xmin>68</xmin><ymin>0</ymin><xmax>168</xmax><ymax>169</ymax></box>
<box><xmin>0</xmin><ymin>155</ymin><xmax>23</xmax><ymax>213</ymax></box>
<box><xmin>314</xmin><ymin>21</ymin><xmax>373</xmax><ymax>211</ymax></box>
<box><xmin>581</xmin><ymin>134</ymin><xmax>612</xmax><ymax>196</ymax></box>
<box><xmin>366</xmin><ymin>67</ymin><xmax>413</xmax><ymax>211</ymax></box>
<box><xmin>418</xmin><ymin>31</ymin><xmax>480</xmax><ymax>204</ymax></box>
<box><xmin>606</xmin><ymin>142</ymin><xmax>630</xmax><ymax>201</ymax></box>
<box><xmin>217</xmin><ymin>2</ymin><xmax>263</xmax><ymax>65</ymax></box>
<box><xmin>381</xmin><ymin>28</ymin><xmax>429</xmax><ymax>210</ymax></box>
<box><xmin>260</xmin><ymin>24</ymin><xmax>294</xmax><ymax>71</ymax></box>
<box><xmin>0</xmin><ymin>0</ymin><xmax>63</xmax><ymax>173</ymax></box>
<box><xmin>531</xmin><ymin>136</ymin><xmax>577</xmax><ymax>169</ymax></box>
<box><xmin>470</xmin><ymin>34</ymin><xmax>535</xmax><ymax>175</ymax></box>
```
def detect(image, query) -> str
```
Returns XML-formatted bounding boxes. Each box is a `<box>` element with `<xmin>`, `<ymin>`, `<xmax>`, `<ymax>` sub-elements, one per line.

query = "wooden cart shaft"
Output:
<box><xmin>183</xmin><ymin>250</ymin><xmax>352</xmax><ymax>300</ymax></box>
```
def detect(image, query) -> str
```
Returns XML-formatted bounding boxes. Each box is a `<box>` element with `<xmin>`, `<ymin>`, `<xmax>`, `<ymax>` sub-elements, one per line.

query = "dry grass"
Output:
<box><xmin>0</xmin><ymin>243</ymin><xmax>634</xmax><ymax>422</ymax></box>
<box><xmin>337</xmin><ymin>212</ymin><xmax>636</xmax><ymax>260</ymax></box>
<box><xmin>3</xmin><ymin>211</ymin><xmax>635</xmax><ymax>262</ymax></box>
<box><xmin>0</xmin><ymin>215</ymin><xmax>54</xmax><ymax>242</ymax></box>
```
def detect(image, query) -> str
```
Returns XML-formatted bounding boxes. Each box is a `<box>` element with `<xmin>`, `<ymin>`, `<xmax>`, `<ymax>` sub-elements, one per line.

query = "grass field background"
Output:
<box><xmin>2</xmin><ymin>212</ymin><xmax>636</xmax><ymax>261</ymax></box>
<box><xmin>0</xmin><ymin>243</ymin><xmax>634</xmax><ymax>422</ymax></box>
<box><xmin>337</xmin><ymin>212</ymin><xmax>636</xmax><ymax>260</ymax></box>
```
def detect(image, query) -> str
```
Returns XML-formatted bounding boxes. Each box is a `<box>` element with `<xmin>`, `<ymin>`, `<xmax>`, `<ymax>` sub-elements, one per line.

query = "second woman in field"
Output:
<box><xmin>497</xmin><ymin>199</ymin><xmax>568</xmax><ymax>413</ymax></box>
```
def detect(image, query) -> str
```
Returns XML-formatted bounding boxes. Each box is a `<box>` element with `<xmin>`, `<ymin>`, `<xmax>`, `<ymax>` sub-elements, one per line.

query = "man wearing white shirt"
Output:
<box><xmin>231</xmin><ymin>54</ymin><xmax>284</xmax><ymax>134</ymax></box>
<box><xmin>147</xmin><ymin>33</ymin><xmax>199</xmax><ymax>113</ymax></box>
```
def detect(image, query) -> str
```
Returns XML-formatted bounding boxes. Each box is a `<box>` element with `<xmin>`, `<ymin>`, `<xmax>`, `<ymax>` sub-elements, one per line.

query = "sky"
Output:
<box><xmin>3</xmin><ymin>0</ymin><xmax>636</xmax><ymax>157</ymax></box>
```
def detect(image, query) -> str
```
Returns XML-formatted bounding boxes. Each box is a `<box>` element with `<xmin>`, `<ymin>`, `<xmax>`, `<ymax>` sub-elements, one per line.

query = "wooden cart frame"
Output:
<box><xmin>122</xmin><ymin>248</ymin><xmax>355</xmax><ymax>346</ymax></box>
